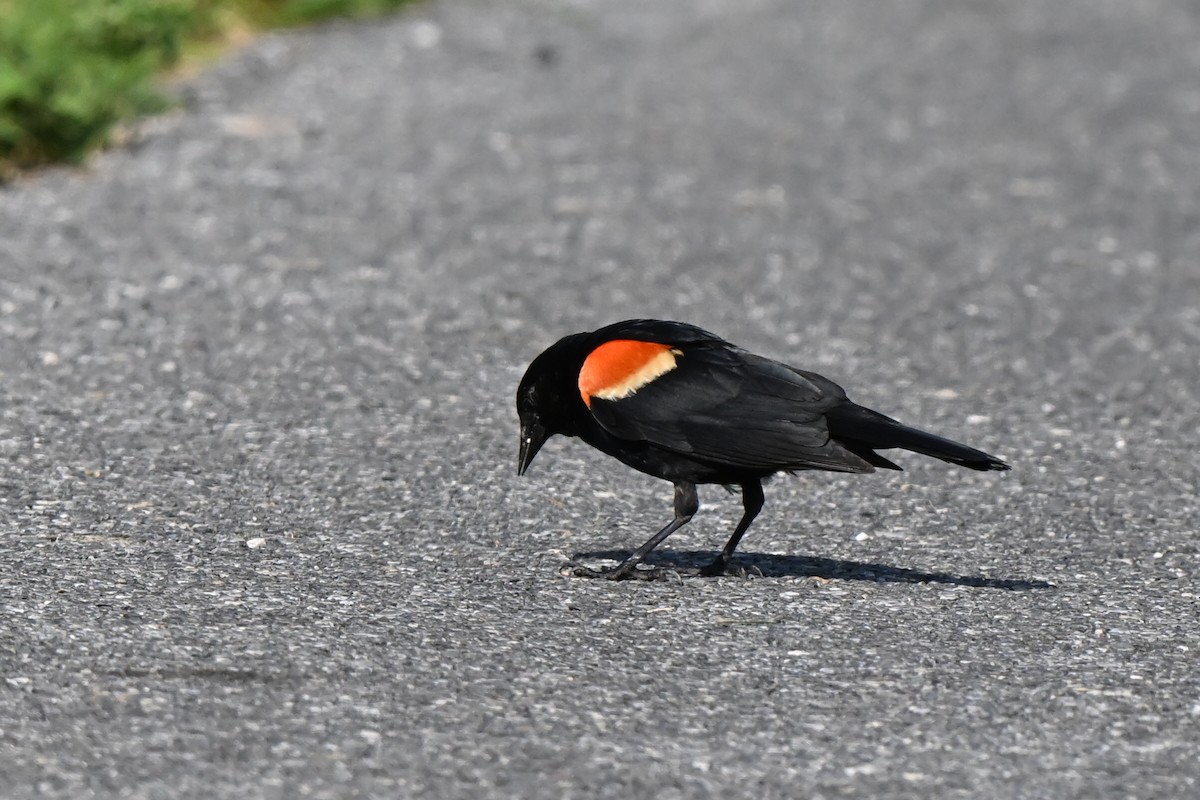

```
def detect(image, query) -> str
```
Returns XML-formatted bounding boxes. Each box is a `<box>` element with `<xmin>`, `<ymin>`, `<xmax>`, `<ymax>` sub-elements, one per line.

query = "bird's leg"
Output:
<box><xmin>699</xmin><ymin>480</ymin><xmax>764</xmax><ymax>577</ymax></box>
<box><xmin>571</xmin><ymin>482</ymin><xmax>698</xmax><ymax>580</ymax></box>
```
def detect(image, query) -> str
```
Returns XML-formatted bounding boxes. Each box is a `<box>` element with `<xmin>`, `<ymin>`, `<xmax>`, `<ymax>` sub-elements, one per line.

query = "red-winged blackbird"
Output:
<box><xmin>517</xmin><ymin>319</ymin><xmax>1009</xmax><ymax>580</ymax></box>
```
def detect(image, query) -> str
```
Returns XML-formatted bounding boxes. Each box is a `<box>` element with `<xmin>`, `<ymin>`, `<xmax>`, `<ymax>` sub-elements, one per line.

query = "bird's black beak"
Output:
<box><xmin>518</xmin><ymin>423</ymin><xmax>548</xmax><ymax>476</ymax></box>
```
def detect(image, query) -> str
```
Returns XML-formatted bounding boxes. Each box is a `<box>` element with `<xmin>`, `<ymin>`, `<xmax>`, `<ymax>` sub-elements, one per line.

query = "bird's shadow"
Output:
<box><xmin>573</xmin><ymin>549</ymin><xmax>1054</xmax><ymax>591</ymax></box>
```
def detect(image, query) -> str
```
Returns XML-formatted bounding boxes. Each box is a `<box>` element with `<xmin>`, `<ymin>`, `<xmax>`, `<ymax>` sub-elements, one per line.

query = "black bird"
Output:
<box><xmin>516</xmin><ymin>319</ymin><xmax>1009</xmax><ymax>580</ymax></box>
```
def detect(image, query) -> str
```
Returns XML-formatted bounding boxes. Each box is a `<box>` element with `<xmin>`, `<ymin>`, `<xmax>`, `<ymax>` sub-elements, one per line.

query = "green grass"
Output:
<box><xmin>0</xmin><ymin>0</ymin><xmax>414</xmax><ymax>178</ymax></box>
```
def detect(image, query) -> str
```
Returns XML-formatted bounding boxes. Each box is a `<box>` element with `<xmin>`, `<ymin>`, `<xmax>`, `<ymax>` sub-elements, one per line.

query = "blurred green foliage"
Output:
<box><xmin>0</xmin><ymin>0</ymin><xmax>413</xmax><ymax>177</ymax></box>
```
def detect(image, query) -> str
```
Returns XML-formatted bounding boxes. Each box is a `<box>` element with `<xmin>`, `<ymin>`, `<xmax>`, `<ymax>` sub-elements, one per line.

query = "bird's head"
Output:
<box><xmin>515</xmin><ymin>332</ymin><xmax>591</xmax><ymax>476</ymax></box>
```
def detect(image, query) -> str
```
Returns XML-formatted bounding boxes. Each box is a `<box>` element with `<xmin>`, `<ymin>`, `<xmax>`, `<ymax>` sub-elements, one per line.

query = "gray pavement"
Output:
<box><xmin>1</xmin><ymin>0</ymin><xmax>1198</xmax><ymax>797</ymax></box>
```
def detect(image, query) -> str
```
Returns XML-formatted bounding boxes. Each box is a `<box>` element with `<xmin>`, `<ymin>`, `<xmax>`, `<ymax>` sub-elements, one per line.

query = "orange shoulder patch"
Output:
<box><xmin>578</xmin><ymin>340</ymin><xmax>681</xmax><ymax>407</ymax></box>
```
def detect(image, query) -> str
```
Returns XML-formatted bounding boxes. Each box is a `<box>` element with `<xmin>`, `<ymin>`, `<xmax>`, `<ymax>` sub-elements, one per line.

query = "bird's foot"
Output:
<box><xmin>699</xmin><ymin>559</ymin><xmax>763</xmax><ymax>578</ymax></box>
<box><xmin>562</xmin><ymin>563</ymin><xmax>689</xmax><ymax>582</ymax></box>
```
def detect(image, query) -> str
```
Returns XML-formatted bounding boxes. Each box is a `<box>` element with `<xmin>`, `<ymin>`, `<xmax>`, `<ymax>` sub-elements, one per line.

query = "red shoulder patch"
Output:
<box><xmin>579</xmin><ymin>340</ymin><xmax>681</xmax><ymax>407</ymax></box>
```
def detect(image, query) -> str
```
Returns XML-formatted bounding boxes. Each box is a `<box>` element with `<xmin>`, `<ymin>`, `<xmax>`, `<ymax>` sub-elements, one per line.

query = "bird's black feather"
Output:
<box><xmin>516</xmin><ymin>319</ymin><xmax>1010</xmax><ymax>580</ymax></box>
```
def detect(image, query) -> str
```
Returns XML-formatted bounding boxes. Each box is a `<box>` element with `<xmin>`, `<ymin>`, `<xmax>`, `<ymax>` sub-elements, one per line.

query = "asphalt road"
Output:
<box><xmin>2</xmin><ymin>0</ymin><xmax>1198</xmax><ymax>797</ymax></box>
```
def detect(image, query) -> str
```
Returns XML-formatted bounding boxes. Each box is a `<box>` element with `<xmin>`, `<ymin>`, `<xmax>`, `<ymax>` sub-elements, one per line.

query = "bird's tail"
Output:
<box><xmin>827</xmin><ymin>403</ymin><xmax>1010</xmax><ymax>472</ymax></box>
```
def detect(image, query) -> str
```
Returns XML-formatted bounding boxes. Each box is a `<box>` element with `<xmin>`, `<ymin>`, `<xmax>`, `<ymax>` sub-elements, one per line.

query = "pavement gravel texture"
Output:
<box><xmin>2</xmin><ymin>0</ymin><xmax>1199</xmax><ymax>797</ymax></box>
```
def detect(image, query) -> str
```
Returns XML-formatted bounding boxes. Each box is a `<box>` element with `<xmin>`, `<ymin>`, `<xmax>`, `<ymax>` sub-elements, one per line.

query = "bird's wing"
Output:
<box><xmin>578</xmin><ymin>331</ymin><xmax>874</xmax><ymax>473</ymax></box>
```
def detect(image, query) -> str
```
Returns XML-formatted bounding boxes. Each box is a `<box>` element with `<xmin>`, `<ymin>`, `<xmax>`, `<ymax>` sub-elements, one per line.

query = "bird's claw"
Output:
<box><xmin>562</xmin><ymin>563</ymin><xmax>688</xmax><ymax>582</ymax></box>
